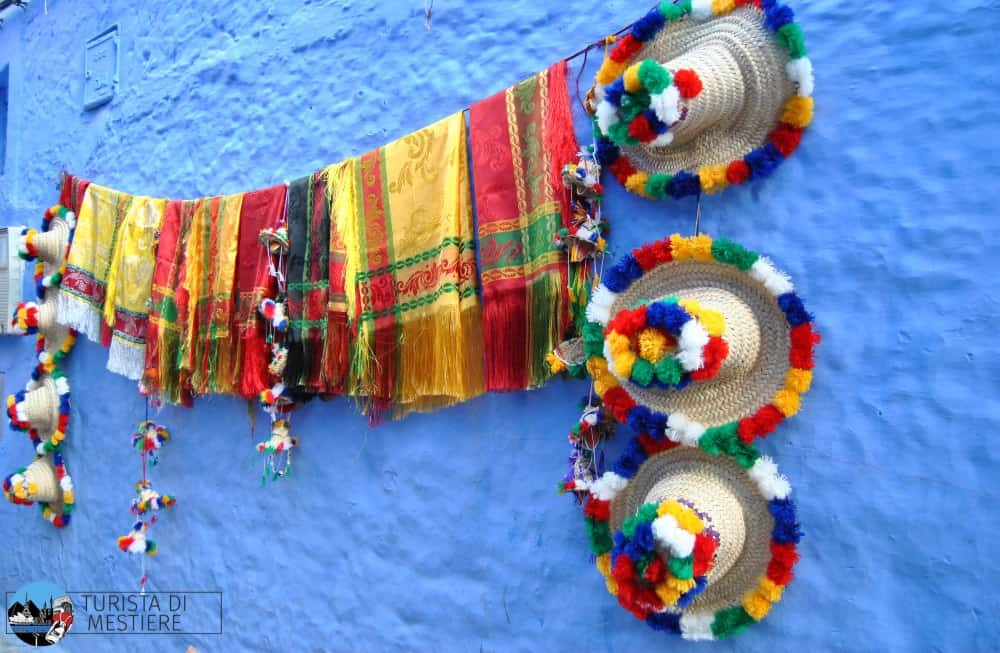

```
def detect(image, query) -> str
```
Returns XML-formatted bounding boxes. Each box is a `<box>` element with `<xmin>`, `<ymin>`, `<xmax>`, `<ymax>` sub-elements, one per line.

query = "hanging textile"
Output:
<box><xmin>58</xmin><ymin>183</ymin><xmax>134</xmax><ymax>342</ymax></box>
<box><xmin>145</xmin><ymin>199</ymin><xmax>200</xmax><ymax>405</ymax></box>
<box><xmin>469</xmin><ymin>60</ymin><xmax>580</xmax><ymax>391</ymax></box>
<box><xmin>282</xmin><ymin>177</ymin><xmax>310</xmax><ymax>390</ymax></box>
<box><xmin>58</xmin><ymin>174</ymin><xmax>91</xmax><ymax>215</ymax></box>
<box><xmin>179</xmin><ymin>194</ymin><xmax>244</xmax><ymax>395</ymax></box>
<box><xmin>233</xmin><ymin>184</ymin><xmax>287</xmax><ymax>399</ymax></box>
<box><xmin>338</xmin><ymin>112</ymin><xmax>484</xmax><ymax>420</ymax></box>
<box><xmin>103</xmin><ymin>197</ymin><xmax>167</xmax><ymax>380</ymax></box>
<box><xmin>323</xmin><ymin>161</ymin><xmax>352</xmax><ymax>395</ymax></box>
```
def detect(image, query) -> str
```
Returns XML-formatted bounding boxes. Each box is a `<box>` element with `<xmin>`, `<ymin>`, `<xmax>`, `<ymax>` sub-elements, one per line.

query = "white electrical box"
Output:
<box><xmin>0</xmin><ymin>225</ymin><xmax>26</xmax><ymax>335</ymax></box>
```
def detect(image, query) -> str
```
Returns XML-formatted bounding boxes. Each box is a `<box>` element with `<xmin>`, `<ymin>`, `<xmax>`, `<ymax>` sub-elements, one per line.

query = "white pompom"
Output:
<box><xmin>680</xmin><ymin>612</ymin><xmax>716</xmax><ymax>641</ymax></box>
<box><xmin>649</xmin><ymin>132</ymin><xmax>675</xmax><ymax>148</ymax></box>
<box><xmin>667</xmin><ymin>413</ymin><xmax>705</xmax><ymax>448</ymax></box>
<box><xmin>591</xmin><ymin>472</ymin><xmax>628</xmax><ymax>501</ymax></box>
<box><xmin>690</xmin><ymin>0</ymin><xmax>714</xmax><ymax>20</ymax></box>
<box><xmin>650</xmin><ymin>86</ymin><xmax>681</xmax><ymax>125</ymax></box>
<box><xmin>585</xmin><ymin>302</ymin><xmax>612</xmax><ymax>326</ymax></box>
<box><xmin>677</xmin><ymin>321</ymin><xmax>710</xmax><ymax>370</ymax></box>
<box><xmin>652</xmin><ymin>515</ymin><xmax>696</xmax><ymax>558</ymax></box>
<box><xmin>750</xmin><ymin>257</ymin><xmax>794</xmax><ymax>296</ymax></box>
<box><xmin>749</xmin><ymin>456</ymin><xmax>792</xmax><ymax>500</ymax></box>
<box><xmin>786</xmin><ymin>57</ymin><xmax>814</xmax><ymax>97</ymax></box>
<box><xmin>596</xmin><ymin>101</ymin><xmax>620</xmax><ymax>135</ymax></box>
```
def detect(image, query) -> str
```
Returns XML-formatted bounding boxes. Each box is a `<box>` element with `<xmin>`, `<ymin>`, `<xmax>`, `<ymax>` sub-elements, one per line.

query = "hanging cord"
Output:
<box><xmin>693</xmin><ymin>193</ymin><xmax>703</xmax><ymax>236</ymax></box>
<box><xmin>424</xmin><ymin>0</ymin><xmax>433</xmax><ymax>30</ymax></box>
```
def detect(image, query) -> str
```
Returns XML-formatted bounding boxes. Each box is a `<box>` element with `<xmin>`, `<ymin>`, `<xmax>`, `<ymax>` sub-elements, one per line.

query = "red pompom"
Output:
<box><xmin>789</xmin><ymin>323</ymin><xmax>821</xmax><ymax>369</ymax></box>
<box><xmin>726</xmin><ymin>160</ymin><xmax>751</xmax><ymax>185</ymax></box>
<box><xmin>609</xmin><ymin>157</ymin><xmax>638</xmax><ymax>184</ymax></box>
<box><xmin>613</xmin><ymin>554</ymin><xmax>636</xmax><ymax>583</ymax></box>
<box><xmin>606</xmin><ymin>305</ymin><xmax>647</xmax><ymax>338</ymax></box>
<box><xmin>767</xmin><ymin>542</ymin><xmax>800</xmax><ymax>585</ymax></box>
<box><xmin>650</xmin><ymin>237</ymin><xmax>673</xmax><ymax>264</ymax></box>
<box><xmin>692</xmin><ymin>533</ymin><xmax>719</xmax><ymax>576</ymax></box>
<box><xmin>738</xmin><ymin>405</ymin><xmax>785</xmax><ymax>443</ymax></box>
<box><xmin>585</xmin><ymin>498</ymin><xmax>611</xmax><ymax>522</ymax></box>
<box><xmin>603</xmin><ymin>387</ymin><xmax>637</xmax><ymax>423</ymax></box>
<box><xmin>633</xmin><ymin>244</ymin><xmax>659</xmax><ymax>271</ymax></box>
<box><xmin>769</xmin><ymin>125</ymin><xmax>803</xmax><ymax>157</ymax></box>
<box><xmin>689</xmin><ymin>337</ymin><xmax>729</xmax><ymax>381</ymax></box>
<box><xmin>639</xmin><ymin>434</ymin><xmax>679</xmax><ymax>456</ymax></box>
<box><xmin>611</xmin><ymin>34</ymin><xmax>644</xmax><ymax>62</ymax></box>
<box><xmin>628</xmin><ymin>114</ymin><xmax>658</xmax><ymax>143</ymax></box>
<box><xmin>645</xmin><ymin>557</ymin><xmax>667</xmax><ymax>584</ymax></box>
<box><xmin>673</xmin><ymin>69</ymin><xmax>703</xmax><ymax>99</ymax></box>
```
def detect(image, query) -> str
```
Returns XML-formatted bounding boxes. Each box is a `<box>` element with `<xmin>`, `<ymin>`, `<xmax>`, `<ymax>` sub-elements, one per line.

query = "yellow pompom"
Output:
<box><xmin>606</xmin><ymin>331</ymin><xmax>631</xmax><ymax>356</ymax></box>
<box><xmin>657</xmin><ymin>501</ymin><xmax>677</xmax><ymax>517</ymax></box>
<box><xmin>786</xmin><ymin>368</ymin><xmax>813</xmax><ymax>394</ymax></box>
<box><xmin>677</xmin><ymin>298</ymin><xmax>702</xmax><ymax>315</ymax></box>
<box><xmin>772</xmin><ymin>389</ymin><xmax>802</xmax><ymax>417</ymax></box>
<box><xmin>742</xmin><ymin>591</ymin><xmax>773</xmax><ymax>621</ymax></box>
<box><xmin>625</xmin><ymin>172</ymin><xmax>650</xmax><ymax>197</ymax></box>
<box><xmin>597</xmin><ymin>553</ymin><xmax>612</xmax><ymax>577</ymax></box>
<box><xmin>698</xmin><ymin>164</ymin><xmax>729</xmax><ymax>195</ymax></box>
<box><xmin>546</xmin><ymin>352</ymin><xmax>567</xmax><ymax>374</ymax></box>
<box><xmin>675</xmin><ymin>509</ymin><xmax>704</xmax><ymax>535</ymax></box>
<box><xmin>596</xmin><ymin>59</ymin><xmax>628</xmax><ymax>86</ymax></box>
<box><xmin>27</xmin><ymin>482</ymin><xmax>39</xmax><ymax>496</ymax></box>
<box><xmin>671</xmin><ymin>234</ymin><xmax>714</xmax><ymax>261</ymax></box>
<box><xmin>613</xmin><ymin>350</ymin><xmax>637</xmax><ymax>378</ymax></box>
<box><xmin>758</xmin><ymin>577</ymin><xmax>785</xmax><ymax>602</ymax></box>
<box><xmin>781</xmin><ymin>96</ymin><xmax>814</xmax><ymax>128</ymax></box>
<box><xmin>665</xmin><ymin>575</ymin><xmax>698</xmax><ymax>593</ymax></box>
<box><xmin>605</xmin><ymin>574</ymin><xmax>620</xmax><ymax>596</ymax></box>
<box><xmin>655</xmin><ymin>583</ymin><xmax>681</xmax><ymax>607</ymax></box>
<box><xmin>594</xmin><ymin>375</ymin><xmax>618</xmax><ymax>397</ymax></box>
<box><xmin>697</xmin><ymin>308</ymin><xmax>726</xmax><ymax>338</ymax></box>
<box><xmin>712</xmin><ymin>0</ymin><xmax>736</xmax><ymax>13</ymax></box>
<box><xmin>638</xmin><ymin>328</ymin><xmax>670</xmax><ymax>363</ymax></box>
<box><xmin>623</xmin><ymin>63</ymin><xmax>643</xmax><ymax>93</ymax></box>
<box><xmin>587</xmin><ymin>356</ymin><xmax>609</xmax><ymax>377</ymax></box>
<box><xmin>62</xmin><ymin>490</ymin><xmax>74</xmax><ymax>504</ymax></box>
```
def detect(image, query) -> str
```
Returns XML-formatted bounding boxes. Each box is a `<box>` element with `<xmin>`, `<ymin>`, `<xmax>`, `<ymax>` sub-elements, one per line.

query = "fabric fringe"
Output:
<box><xmin>56</xmin><ymin>293</ymin><xmax>102</xmax><ymax>343</ymax></box>
<box><xmin>482</xmin><ymin>291</ymin><xmax>528</xmax><ymax>392</ymax></box>
<box><xmin>107</xmin><ymin>338</ymin><xmax>147</xmax><ymax>381</ymax></box>
<box><xmin>527</xmin><ymin>271</ymin><xmax>564</xmax><ymax>388</ymax></box>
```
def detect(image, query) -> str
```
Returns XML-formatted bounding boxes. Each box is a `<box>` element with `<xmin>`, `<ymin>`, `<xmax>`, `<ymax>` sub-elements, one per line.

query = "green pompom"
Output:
<box><xmin>586</xmin><ymin>517</ymin><xmax>614</xmax><ymax>556</ymax></box>
<box><xmin>619</xmin><ymin>90</ymin><xmax>651</xmax><ymax>122</ymax></box>
<box><xmin>655</xmin><ymin>357</ymin><xmax>684</xmax><ymax>386</ymax></box>
<box><xmin>636</xmin><ymin>552</ymin><xmax>655</xmax><ymax>578</ymax></box>
<box><xmin>699</xmin><ymin>423</ymin><xmax>761</xmax><ymax>468</ymax></box>
<box><xmin>622</xmin><ymin>513</ymin><xmax>643</xmax><ymax>539</ymax></box>
<box><xmin>668</xmin><ymin>555</ymin><xmax>694</xmax><ymax>580</ymax></box>
<box><xmin>711</xmin><ymin>606</ymin><xmax>756</xmax><ymax>639</ymax></box>
<box><xmin>608</xmin><ymin>121</ymin><xmax>637</xmax><ymax>147</ymax></box>
<box><xmin>777</xmin><ymin>23</ymin><xmax>807</xmax><ymax>59</ymax></box>
<box><xmin>659</xmin><ymin>1</ymin><xmax>687</xmax><ymax>20</ymax></box>
<box><xmin>637</xmin><ymin>502</ymin><xmax>659</xmax><ymax>524</ymax></box>
<box><xmin>631</xmin><ymin>358</ymin><xmax>656</xmax><ymax>386</ymax></box>
<box><xmin>711</xmin><ymin>238</ymin><xmax>760</xmax><ymax>271</ymax></box>
<box><xmin>638</xmin><ymin>60</ymin><xmax>672</xmax><ymax>95</ymax></box>
<box><xmin>645</xmin><ymin>173</ymin><xmax>672</xmax><ymax>199</ymax></box>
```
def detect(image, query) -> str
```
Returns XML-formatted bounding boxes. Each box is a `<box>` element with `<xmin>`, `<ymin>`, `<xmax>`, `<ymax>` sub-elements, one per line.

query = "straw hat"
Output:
<box><xmin>10</xmin><ymin>377</ymin><xmax>61</xmax><ymax>433</ymax></box>
<box><xmin>584</xmin><ymin>234</ymin><xmax>819</xmax><ymax>447</ymax></box>
<box><xmin>580</xmin><ymin>435</ymin><xmax>800</xmax><ymax>640</ymax></box>
<box><xmin>2</xmin><ymin>453</ymin><xmax>75</xmax><ymax>529</ymax></box>
<box><xmin>22</xmin><ymin>216</ymin><xmax>71</xmax><ymax>265</ymax></box>
<box><xmin>592</xmin><ymin>0</ymin><xmax>814</xmax><ymax>199</ymax></box>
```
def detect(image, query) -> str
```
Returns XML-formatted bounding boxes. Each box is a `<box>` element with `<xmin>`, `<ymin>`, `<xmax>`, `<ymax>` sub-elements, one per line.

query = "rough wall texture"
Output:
<box><xmin>1</xmin><ymin>1</ymin><xmax>999</xmax><ymax>651</ymax></box>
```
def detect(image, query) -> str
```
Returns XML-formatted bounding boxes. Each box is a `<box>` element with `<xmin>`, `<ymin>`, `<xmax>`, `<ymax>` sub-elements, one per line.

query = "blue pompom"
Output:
<box><xmin>604</xmin><ymin>78</ymin><xmax>626</xmax><ymax>106</ymax></box>
<box><xmin>674</xmin><ymin>375</ymin><xmax>692</xmax><ymax>392</ymax></box>
<box><xmin>647</xmin><ymin>412</ymin><xmax>668</xmax><ymax>437</ymax></box>
<box><xmin>632</xmin><ymin>522</ymin><xmax>656</xmax><ymax>553</ymax></box>
<box><xmin>778</xmin><ymin>292</ymin><xmax>812</xmax><ymax>327</ymax></box>
<box><xmin>675</xmin><ymin>576</ymin><xmax>708</xmax><ymax>608</ymax></box>
<box><xmin>760</xmin><ymin>0</ymin><xmax>778</xmax><ymax>8</ymax></box>
<box><xmin>622</xmin><ymin>255</ymin><xmax>644</xmax><ymax>281</ymax></box>
<box><xmin>764</xmin><ymin>4</ymin><xmax>795</xmax><ymax>30</ymax></box>
<box><xmin>594</xmin><ymin>137</ymin><xmax>620</xmax><ymax>167</ymax></box>
<box><xmin>745</xmin><ymin>143</ymin><xmax>784</xmax><ymax>180</ymax></box>
<box><xmin>601</xmin><ymin>265</ymin><xmax>629</xmax><ymax>293</ymax></box>
<box><xmin>769</xmin><ymin>498</ymin><xmax>803</xmax><ymax>544</ymax></box>
<box><xmin>666</xmin><ymin>170</ymin><xmax>701</xmax><ymax>198</ymax></box>
<box><xmin>612</xmin><ymin>438</ymin><xmax>648</xmax><ymax>479</ymax></box>
<box><xmin>644</xmin><ymin>109</ymin><xmax>669</xmax><ymax>134</ymax></box>
<box><xmin>627</xmin><ymin>405</ymin><xmax>654</xmax><ymax>434</ymax></box>
<box><xmin>631</xmin><ymin>7</ymin><xmax>666</xmax><ymax>41</ymax></box>
<box><xmin>646</xmin><ymin>611</ymin><xmax>682</xmax><ymax>633</ymax></box>
<box><xmin>656</xmin><ymin>302</ymin><xmax>691</xmax><ymax>334</ymax></box>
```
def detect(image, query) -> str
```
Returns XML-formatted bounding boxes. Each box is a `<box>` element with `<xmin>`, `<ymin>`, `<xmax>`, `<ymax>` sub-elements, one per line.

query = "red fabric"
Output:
<box><xmin>233</xmin><ymin>185</ymin><xmax>286</xmax><ymax>398</ymax></box>
<box><xmin>58</xmin><ymin>174</ymin><xmax>91</xmax><ymax>214</ymax></box>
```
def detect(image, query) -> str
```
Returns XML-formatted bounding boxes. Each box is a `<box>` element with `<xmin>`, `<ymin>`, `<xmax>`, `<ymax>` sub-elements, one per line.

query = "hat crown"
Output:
<box><xmin>682</xmin><ymin>287</ymin><xmax>760</xmax><ymax>385</ymax></box>
<box><xmin>22</xmin><ymin>457</ymin><xmax>62</xmax><ymax>505</ymax></box>
<box><xmin>657</xmin><ymin>45</ymin><xmax>745</xmax><ymax>149</ymax></box>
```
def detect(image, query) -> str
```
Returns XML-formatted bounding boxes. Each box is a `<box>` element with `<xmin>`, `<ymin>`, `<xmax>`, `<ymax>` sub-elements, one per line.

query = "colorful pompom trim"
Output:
<box><xmin>592</xmin><ymin>1</ymin><xmax>814</xmax><ymax>200</ymax></box>
<box><xmin>131</xmin><ymin>480</ymin><xmax>176</xmax><ymax>516</ymax></box>
<box><xmin>118</xmin><ymin>520</ymin><xmax>158</xmax><ymax>557</ymax></box>
<box><xmin>132</xmin><ymin>421</ymin><xmax>170</xmax><ymax>466</ymax></box>
<box><xmin>583</xmin><ymin>235</ymin><xmax>819</xmax><ymax>454</ymax></box>
<box><xmin>1</xmin><ymin>451</ymin><xmax>76</xmax><ymax>528</ymax></box>
<box><xmin>578</xmin><ymin>430</ymin><xmax>800</xmax><ymax>640</ymax></box>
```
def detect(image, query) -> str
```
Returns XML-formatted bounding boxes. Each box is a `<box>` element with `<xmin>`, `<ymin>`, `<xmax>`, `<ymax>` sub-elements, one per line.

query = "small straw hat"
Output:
<box><xmin>579</xmin><ymin>435</ymin><xmax>801</xmax><ymax>641</ymax></box>
<box><xmin>13</xmin><ymin>377</ymin><xmax>61</xmax><ymax>433</ymax></box>
<box><xmin>592</xmin><ymin>0</ymin><xmax>814</xmax><ymax>199</ymax></box>
<box><xmin>584</xmin><ymin>235</ymin><xmax>819</xmax><ymax>448</ymax></box>
<box><xmin>28</xmin><ymin>217</ymin><xmax>71</xmax><ymax>265</ymax></box>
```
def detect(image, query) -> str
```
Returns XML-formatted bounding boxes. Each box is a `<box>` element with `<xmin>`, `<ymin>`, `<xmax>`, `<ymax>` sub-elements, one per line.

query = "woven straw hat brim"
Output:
<box><xmin>623</xmin><ymin>6</ymin><xmax>793</xmax><ymax>175</ymax></box>
<box><xmin>23</xmin><ymin>456</ymin><xmax>63</xmax><ymax>508</ymax></box>
<box><xmin>33</xmin><ymin>218</ymin><xmax>70</xmax><ymax>265</ymax></box>
<box><xmin>609</xmin><ymin>260</ymin><xmax>789</xmax><ymax>428</ymax></box>
<box><xmin>610</xmin><ymin>447</ymin><xmax>772</xmax><ymax>615</ymax></box>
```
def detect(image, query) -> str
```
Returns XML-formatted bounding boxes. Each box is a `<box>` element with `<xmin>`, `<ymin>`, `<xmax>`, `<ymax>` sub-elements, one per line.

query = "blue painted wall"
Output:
<box><xmin>1</xmin><ymin>1</ymin><xmax>999</xmax><ymax>651</ymax></box>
